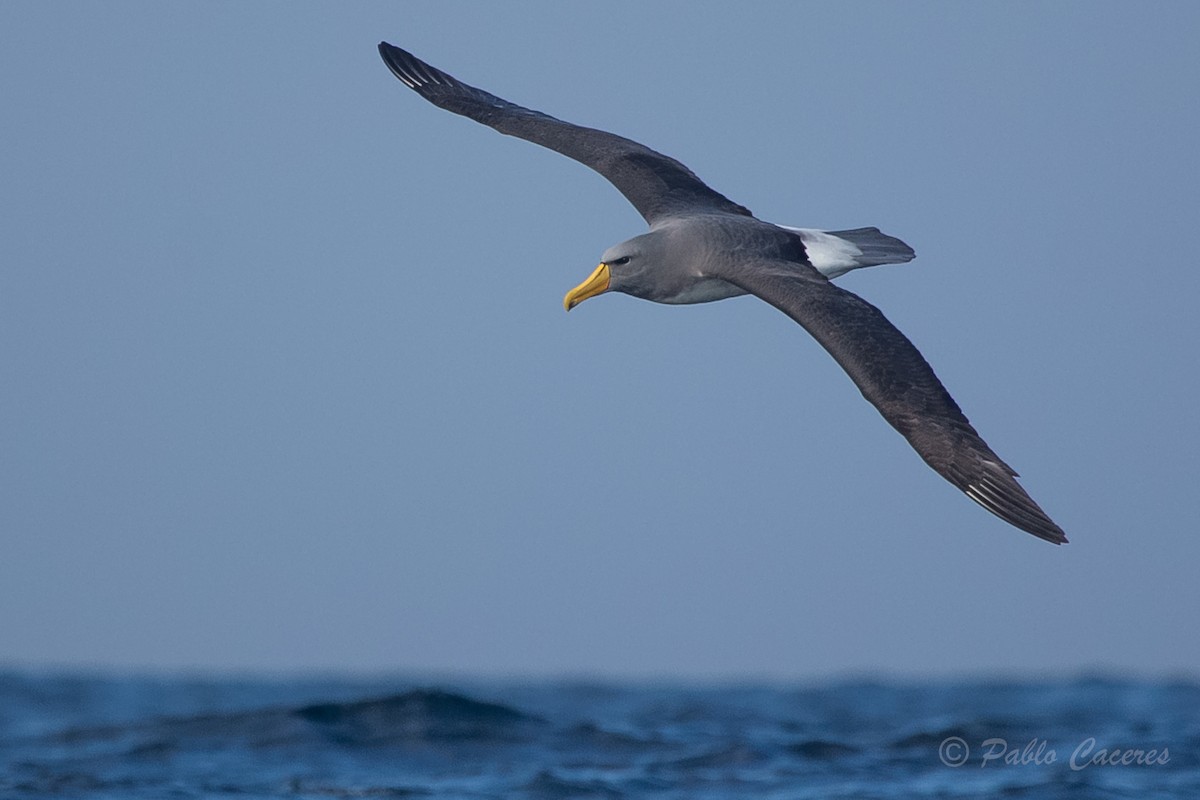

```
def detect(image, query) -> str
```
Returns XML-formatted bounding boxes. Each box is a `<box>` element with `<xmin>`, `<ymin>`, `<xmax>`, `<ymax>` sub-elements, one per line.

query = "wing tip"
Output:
<box><xmin>965</xmin><ymin>477</ymin><xmax>1068</xmax><ymax>545</ymax></box>
<box><xmin>377</xmin><ymin>40</ymin><xmax>401</xmax><ymax>64</ymax></box>
<box><xmin>378</xmin><ymin>41</ymin><xmax>427</xmax><ymax>89</ymax></box>
<box><xmin>377</xmin><ymin>41</ymin><xmax>409</xmax><ymax>81</ymax></box>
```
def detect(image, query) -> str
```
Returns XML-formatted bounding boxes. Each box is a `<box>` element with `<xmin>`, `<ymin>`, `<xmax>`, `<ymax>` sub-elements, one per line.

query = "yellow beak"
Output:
<box><xmin>564</xmin><ymin>263</ymin><xmax>611</xmax><ymax>311</ymax></box>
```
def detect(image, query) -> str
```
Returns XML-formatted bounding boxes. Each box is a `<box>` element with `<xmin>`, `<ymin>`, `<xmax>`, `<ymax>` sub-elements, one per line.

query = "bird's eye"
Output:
<box><xmin>610</xmin><ymin>256</ymin><xmax>631</xmax><ymax>266</ymax></box>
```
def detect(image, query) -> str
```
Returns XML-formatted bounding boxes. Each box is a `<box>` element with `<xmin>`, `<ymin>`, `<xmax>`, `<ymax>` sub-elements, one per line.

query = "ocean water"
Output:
<box><xmin>0</xmin><ymin>672</ymin><xmax>1196</xmax><ymax>799</ymax></box>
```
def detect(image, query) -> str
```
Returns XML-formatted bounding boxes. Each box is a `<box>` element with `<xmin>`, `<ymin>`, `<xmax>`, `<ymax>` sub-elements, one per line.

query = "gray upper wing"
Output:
<box><xmin>714</xmin><ymin>258</ymin><xmax>1067</xmax><ymax>544</ymax></box>
<box><xmin>378</xmin><ymin>42</ymin><xmax>753</xmax><ymax>225</ymax></box>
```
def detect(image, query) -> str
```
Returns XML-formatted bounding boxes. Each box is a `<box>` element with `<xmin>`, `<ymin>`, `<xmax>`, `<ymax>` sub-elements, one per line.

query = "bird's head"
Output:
<box><xmin>563</xmin><ymin>234</ymin><xmax>660</xmax><ymax>310</ymax></box>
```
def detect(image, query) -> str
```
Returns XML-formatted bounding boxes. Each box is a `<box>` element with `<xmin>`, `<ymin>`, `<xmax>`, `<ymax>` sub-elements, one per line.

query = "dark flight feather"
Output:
<box><xmin>716</xmin><ymin>258</ymin><xmax>1066</xmax><ymax>544</ymax></box>
<box><xmin>378</xmin><ymin>42</ymin><xmax>752</xmax><ymax>224</ymax></box>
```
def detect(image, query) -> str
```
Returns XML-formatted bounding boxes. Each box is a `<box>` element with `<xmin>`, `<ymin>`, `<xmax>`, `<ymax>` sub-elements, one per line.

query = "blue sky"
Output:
<box><xmin>2</xmin><ymin>1</ymin><xmax>1198</xmax><ymax>679</ymax></box>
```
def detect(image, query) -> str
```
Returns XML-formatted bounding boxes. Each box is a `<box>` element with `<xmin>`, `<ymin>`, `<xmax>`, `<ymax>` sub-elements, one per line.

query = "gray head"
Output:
<box><xmin>563</xmin><ymin>231</ymin><xmax>668</xmax><ymax>310</ymax></box>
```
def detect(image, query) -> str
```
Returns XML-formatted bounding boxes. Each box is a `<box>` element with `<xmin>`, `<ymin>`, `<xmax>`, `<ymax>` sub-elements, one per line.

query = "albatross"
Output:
<box><xmin>377</xmin><ymin>42</ymin><xmax>1067</xmax><ymax>545</ymax></box>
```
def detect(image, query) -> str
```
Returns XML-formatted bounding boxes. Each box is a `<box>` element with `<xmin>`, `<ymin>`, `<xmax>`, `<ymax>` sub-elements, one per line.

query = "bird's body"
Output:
<box><xmin>378</xmin><ymin>42</ymin><xmax>1067</xmax><ymax>544</ymax></box>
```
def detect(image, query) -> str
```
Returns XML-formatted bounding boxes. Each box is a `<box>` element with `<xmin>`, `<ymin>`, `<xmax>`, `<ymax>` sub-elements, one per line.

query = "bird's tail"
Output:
<box><xmin>827</xmin><ymin>227</ymin><xmax>916</xmax><ymax>267</ymax></box>
<box><xmin>783</xmin><ymin>225</ymin><xmax>916</xmax><ymax>279</ymax></box>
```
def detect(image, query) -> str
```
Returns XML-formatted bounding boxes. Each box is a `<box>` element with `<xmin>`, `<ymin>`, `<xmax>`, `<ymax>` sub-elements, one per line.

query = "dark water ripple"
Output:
<box><xmin>0</xmin><ymin>672</ymin><xmax>1196</xmax><ymax>799</ymax></box>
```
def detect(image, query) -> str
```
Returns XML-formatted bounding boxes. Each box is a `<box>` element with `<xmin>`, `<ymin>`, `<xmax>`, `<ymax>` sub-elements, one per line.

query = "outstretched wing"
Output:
<box><xmin>716</xmin><ymin>258</ymin><xmax>1067</xmax><ymax>544</ymax></box>
<box><xmin>378</xmin><ymin>42</ymin><xmax>752</xmax><ymax>225</ymax></box>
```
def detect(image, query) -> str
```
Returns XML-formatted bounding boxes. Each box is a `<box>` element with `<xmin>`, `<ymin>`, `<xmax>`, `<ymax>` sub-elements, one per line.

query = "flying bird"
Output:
<box><xmin>377</xmin><ymin>42</ymin><xmax>1067</xmax><ymax>544</ymax></box>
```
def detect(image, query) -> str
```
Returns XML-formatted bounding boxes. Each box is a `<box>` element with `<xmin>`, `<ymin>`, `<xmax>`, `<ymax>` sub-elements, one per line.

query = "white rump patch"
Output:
<box><xmin>779</xmin><ymin>226</ymin><xmax>863</xmax><ymax>278</ymax></box>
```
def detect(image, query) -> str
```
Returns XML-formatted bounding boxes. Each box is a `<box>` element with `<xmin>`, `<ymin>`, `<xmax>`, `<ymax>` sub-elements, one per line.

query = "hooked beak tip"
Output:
<box><xmin>563</xmin><ymin>262</ymin><xmax>611</xmax><ymax>313</ymax></box>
